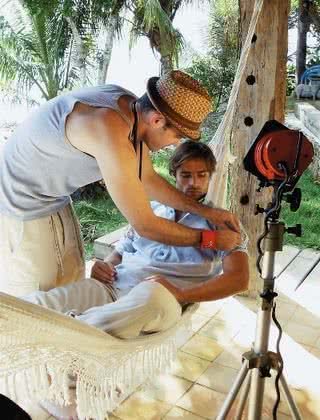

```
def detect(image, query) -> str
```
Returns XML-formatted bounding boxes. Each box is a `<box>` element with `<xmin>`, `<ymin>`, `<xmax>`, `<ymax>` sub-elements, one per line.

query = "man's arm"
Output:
<box><xmin>141</xmin><ymin>149</ymin><xmax>240</xmax><ymax>232</ymax></box>
<box><xmin>148</xmin><ymin>251</ymin><xmax>249</xmax><ymax>303</ymax></box>
<box><xmin>66</xmin><ymin>107</ymin><xmax>240</xmax><ymax>249</ymax></box>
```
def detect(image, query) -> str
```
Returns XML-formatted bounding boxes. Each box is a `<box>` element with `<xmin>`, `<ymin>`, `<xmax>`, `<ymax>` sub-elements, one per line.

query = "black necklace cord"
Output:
<box><xmin>130</xmin><ymin>101</ymin><xmax>143</xmax><ymax>180</ymax></box>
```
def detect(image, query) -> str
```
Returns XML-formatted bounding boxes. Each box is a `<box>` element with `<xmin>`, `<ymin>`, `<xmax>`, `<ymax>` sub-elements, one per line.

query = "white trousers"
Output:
<box><xmin>0</xmin><ymin>204</ymin><xmax>85</xmax><ymax>297</ymax></box>
<box><xmin>23</xmin><ymin>279</ymin><xmax>182</xmax><ymax>339</ymax></box>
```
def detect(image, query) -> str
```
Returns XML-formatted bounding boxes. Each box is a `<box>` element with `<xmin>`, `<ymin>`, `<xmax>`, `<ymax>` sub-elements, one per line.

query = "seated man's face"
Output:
<box><xmin>175</xmin><ymin>158</ymin><xmax>211</xmax><ymax>201</ymax></box>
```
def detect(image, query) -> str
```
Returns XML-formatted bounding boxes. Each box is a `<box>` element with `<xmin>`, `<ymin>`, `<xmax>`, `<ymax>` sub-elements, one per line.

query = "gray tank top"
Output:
<box><xmin>0</xmin><ymin>85</ymin><xmax>137</xmax><ymax>220</ymax></box>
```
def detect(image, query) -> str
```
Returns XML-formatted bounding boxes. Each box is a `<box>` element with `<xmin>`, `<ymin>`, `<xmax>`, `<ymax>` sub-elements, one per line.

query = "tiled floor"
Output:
<box><xmin>24</xmin><ymin>247</ymin><xmax>320</xmax><ymax>419</ymax></box>
<box><xmin>23</xmin><ymin>293</ymin><xmax>320</xmax><ymax>420</ymax></box>
<box><xmin>108</xmin><ymin>295</ymin><xmax>320</xmax><ymax>420</ymax></box>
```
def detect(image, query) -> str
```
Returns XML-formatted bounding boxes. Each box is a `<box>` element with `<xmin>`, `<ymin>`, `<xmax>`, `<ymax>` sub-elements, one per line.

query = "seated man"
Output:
<box><xmin>23</xmin><ymin>141</ymin><xmax>249</xmax><ymax>340</ymax></box>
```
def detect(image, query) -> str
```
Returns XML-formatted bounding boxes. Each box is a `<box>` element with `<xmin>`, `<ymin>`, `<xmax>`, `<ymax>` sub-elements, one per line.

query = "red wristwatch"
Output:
<box><xmin>200</xmin><ymin>230</ymin><xmax>217</xmax><ymax>249</ymax></box>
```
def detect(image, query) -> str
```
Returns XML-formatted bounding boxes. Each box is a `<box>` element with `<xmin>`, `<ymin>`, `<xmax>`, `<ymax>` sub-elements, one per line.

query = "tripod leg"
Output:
<box><xmin>234</xmin><ymin>371</ymin><xmax>251</xmax><ymax>420</ymax></box>
<box><xmin>248</xmin><ymin>368</ymin><xmax>265</xmax><ymax>419</ymax></box>
<box><xmin>216</xmin><ymin>362</ymin><xmax>249</xmax><ymax>420</ymax></box>
<box><xmin>279</xmin><ymin>374</ymin><xmax>302</xmax><ymax>420</ymax></box>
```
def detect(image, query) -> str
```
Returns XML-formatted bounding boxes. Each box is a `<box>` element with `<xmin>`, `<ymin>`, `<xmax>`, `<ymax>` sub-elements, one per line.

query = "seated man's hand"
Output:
<box><xmin>91</xmin><ymin>260</ymin><xmax>117</xmax><ymax>283</ymax></box>
<box><xmin>144</xmin><ymin>275</ymin><xmax>184</xmax><ymax>303</ymax></box>
<box><xmin>207</xmin><ymin>208</ymin><xmax>240</xmax><ymax>233</ymax></box>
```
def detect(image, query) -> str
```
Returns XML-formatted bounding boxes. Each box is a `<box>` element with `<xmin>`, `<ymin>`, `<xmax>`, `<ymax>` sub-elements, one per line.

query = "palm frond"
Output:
<box><xmin>0</xmin><ymin>0</ymin><xmax>83</xmax><ymax>98</ymax></box>
<box><xmin>128</xmin><ymin>0</ymin><xmax>186</xmax><ymax>68</ymax></box>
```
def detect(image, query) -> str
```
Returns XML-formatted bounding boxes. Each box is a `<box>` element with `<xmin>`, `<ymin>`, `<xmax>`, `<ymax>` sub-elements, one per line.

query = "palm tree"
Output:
<box><xmin>0</xmin><ymin>0</ymin><xmax>122</xmax><ymax>99</ymax></box>
<box><xmin>0</xmin><ymin>0</ymin><xmax>76</xmax><ymax>100</ymax></box>
<box><xmin>63</xmin><ymin>0</ymin><xmax>126</xmax><ymax>85</ymax></box>
<box><xmin>127</xmin><ymin>0</ymin><xmax>196</xmax><ymax>74</ymax></box>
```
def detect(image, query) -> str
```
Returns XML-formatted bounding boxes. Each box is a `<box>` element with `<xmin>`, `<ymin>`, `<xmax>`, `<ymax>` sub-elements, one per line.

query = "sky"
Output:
<box><xmin>0</xmin><ymin>2</ymin><xmax>315</xmax><ymax>126</ymax></box>
<box><xmin>0</xmin><ymin>3</ymin><xmax>210</xmax><ymax>125</ymax></box>
<box><xmin>105</xmin><ymin>3</ymin><xmax>307</xmax><ymax>96</ymax></box>
<box><xmin>107</xmin><ymin>3</ymin><xmax>210</xmax><ymax>96</ymax></box>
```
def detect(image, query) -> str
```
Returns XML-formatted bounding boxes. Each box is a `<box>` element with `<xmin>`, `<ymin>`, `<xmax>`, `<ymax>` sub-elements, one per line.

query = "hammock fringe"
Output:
<box><xmin>0</xmin><ymin>293</ymin><xmax>197</xmax><ymax>420</ymax></box>
<box><xmin>1</xmin><ymin>334</ymin><xmax>178</xmax><ymax>419</ymax></box>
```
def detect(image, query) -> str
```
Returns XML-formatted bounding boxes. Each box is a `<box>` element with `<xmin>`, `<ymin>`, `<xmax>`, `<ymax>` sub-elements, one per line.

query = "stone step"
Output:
<box><xmin>294</xmin><ymin>101</ymin><xmax>320</xmax><ymax>144</ymax></box>
<box><xmin>93</xmin><ymin>225</ymin><xmax>128</xmax><ymax>260</ymax></box>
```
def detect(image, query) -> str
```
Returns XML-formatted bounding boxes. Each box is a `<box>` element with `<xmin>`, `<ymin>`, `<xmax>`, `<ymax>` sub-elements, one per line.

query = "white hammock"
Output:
<box><xmin>0</xmin><ymin>292</ymin><xmax>198</xmax><ymax>420</ymax></box>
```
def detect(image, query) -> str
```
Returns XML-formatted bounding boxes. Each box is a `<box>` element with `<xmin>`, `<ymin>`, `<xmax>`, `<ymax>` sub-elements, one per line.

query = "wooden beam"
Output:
<box><xmin>208</xmin><ymin>0</ymin><xmax>290</xmax><ymax>297</ymax></box>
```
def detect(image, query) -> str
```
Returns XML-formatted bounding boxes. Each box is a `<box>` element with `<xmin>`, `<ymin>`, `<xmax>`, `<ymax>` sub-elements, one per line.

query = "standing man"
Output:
<box><xmin>0</xmin><ymin>70</ymin><xmax>240</xmax><ymax>296</ymax></box>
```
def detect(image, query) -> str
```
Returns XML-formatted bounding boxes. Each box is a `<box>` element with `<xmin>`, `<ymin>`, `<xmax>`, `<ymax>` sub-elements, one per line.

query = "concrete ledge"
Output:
<box><xmin>294</xmin><ymin>101</ymin><xmax>320</xmax><ymax>139</ymax></box>
<box><xmin>305</xmin><ymin>110</ymin><xmax>320</xmax><ymax>139</ymax></box>
<box><xmin>294</xmin><ymin>101</ymin><xmax>317</xmax><ymax>125</ymax></box>
<box><xmin>293</xmin><ymin>101</ymin><xmax>320</xmax><ymax>180</ymax></box>
<box><xmin>94</xmin><ymin>225</ymin><xmax>128</xmax><ymax>260</ymax></box>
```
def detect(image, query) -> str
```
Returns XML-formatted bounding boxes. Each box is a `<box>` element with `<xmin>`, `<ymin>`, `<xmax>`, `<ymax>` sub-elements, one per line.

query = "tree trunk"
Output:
<box><xmin>208</xmin><ymin>0</ymin><xmax>289</xmax><ymax>297</ymax></box>
<box><xmin>65</xmin><ymin>16</ymin><xmax>87</xmax><ymax>86</ymax></box>
<box><xmin>296</xmin><ymin>0</ymin><xmax>311</xmax><ymax>84</ymax></box>
<box><xmin>309</xmin><ymin>2</ymin><xmax>320</xmax><ymax>31</ymax></box>
<box><xmin>149</xmin><ymin>28</ymin><xmax>174</xmax><ymax>76</ymax></box>
<box><xmin>160</xmin><ymin>55</ymin><xmax>174</xmax><ymax>75</ymax></box>
<box><xmin>97</xmin><ymin>17</ymin><xmax>117</xmax><ymax>85</ymax></box>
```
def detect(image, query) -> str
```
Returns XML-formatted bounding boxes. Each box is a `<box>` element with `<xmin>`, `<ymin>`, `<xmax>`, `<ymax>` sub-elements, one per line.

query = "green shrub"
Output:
<box><xmin>281</xmin><ymin>171</ymin><xmax>320</xmax><ymax>249</ymax></box>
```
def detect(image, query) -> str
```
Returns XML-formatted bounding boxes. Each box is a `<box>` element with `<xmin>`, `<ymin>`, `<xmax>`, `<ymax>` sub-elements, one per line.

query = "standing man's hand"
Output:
<box><xmin>214</xmin><ymin>230</ymin><xmax>241</xmax><ymax>251</ymax></box>
<box><xmin>207</xmin><ymin>208</ymin><xmax>240</xmax><ymax>233</ymax></box>
<box><xmin>91</xmin><ymin>260</ymin><xmax>117</xmax><ymax>283</ymax></box>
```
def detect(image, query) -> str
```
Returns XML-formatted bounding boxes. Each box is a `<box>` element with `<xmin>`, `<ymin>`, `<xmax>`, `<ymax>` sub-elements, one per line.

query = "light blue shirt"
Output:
<box><xmin>114</xmin><ymin>201</ymin><xmax>248</xmax><ymax>295</ymax></box>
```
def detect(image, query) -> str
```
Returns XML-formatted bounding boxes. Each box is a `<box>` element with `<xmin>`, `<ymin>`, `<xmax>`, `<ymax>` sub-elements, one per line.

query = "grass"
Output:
<box><xmin>283</xmin><ymin>96</ymin><xmax>320</xmax><ymax>248</ymax></box>
<box><xmin>285</xmin><ymin>95</ymin><xmax>296</xmax><ymax>113</ymax></box>
<box><xmin>151</xmin><ymin>148</ymin><xmax>175</xmax><ymax>184</ymax></box>
<box><xmin>281</xmin><ymin>170</ymin><xmax>320</xmax><ymax>249</ymax></box>
<box><xmin>74</xmin><ymin>195</ymin><xmax>127</xmax><ymax>259</ymax></box>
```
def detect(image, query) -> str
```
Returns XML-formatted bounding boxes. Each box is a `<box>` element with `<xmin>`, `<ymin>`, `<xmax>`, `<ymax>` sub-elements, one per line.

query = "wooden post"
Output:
<box><xmin>208</xmin><ymin>0</ymin><xmax>289</xmax><ymax>297</ymax></box>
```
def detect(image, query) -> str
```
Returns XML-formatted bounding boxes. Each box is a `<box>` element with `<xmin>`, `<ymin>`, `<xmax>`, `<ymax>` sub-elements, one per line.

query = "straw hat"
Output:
<box><xmin>146</xmin><ymin>70</ymin><xmax>213</xmax><ymax>140</ymax></box>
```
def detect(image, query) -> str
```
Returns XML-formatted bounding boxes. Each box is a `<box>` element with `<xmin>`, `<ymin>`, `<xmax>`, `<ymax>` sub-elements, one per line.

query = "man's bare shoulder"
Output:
<box><xmin>65</xmin><ymin>103</ymin><xmax>132</xmax><ymax>155</ymax></box>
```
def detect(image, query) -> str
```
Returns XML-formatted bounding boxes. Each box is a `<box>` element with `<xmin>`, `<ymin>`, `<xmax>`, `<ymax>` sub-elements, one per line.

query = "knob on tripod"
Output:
<box><xmin>284</xmin><ymin>188</ymin><xmax>301</xmax><ymax>212</ymax></box>
<box><xmin>286</xmin><ymin>224</ymin><xmax>302</xmax><ymax>237</ymax></box>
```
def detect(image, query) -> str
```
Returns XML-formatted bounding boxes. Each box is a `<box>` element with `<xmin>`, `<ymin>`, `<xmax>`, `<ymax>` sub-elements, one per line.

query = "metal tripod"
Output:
<box><xmin>216</xmin><ymin>220</ymin><xmax>302</xmax><ymax>420</ymax></box>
